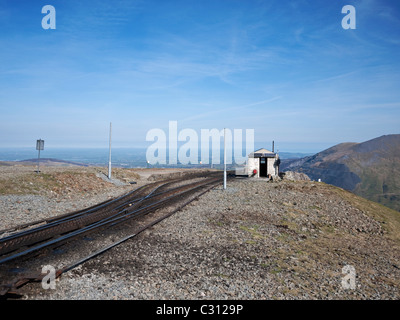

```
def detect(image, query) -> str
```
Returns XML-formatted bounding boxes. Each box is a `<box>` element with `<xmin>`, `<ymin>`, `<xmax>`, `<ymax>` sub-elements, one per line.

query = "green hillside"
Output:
<box><xmin>281</xmin><ymin>134</ymin><xmax>400</xmax><ymax>211</ymax></box>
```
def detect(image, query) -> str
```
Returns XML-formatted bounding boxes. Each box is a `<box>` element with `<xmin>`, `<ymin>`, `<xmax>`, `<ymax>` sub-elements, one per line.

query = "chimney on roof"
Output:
<box><xmin>272</xmin><ymin>141</ymin><xmax>274</xmax><ymax>153</ymax></box>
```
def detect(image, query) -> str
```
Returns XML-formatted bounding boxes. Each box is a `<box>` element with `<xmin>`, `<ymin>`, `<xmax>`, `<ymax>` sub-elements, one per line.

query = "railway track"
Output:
<box><xmin>0</xmin><ymin>171</ymin><xmax>223</xmax><ymax>298</ymax></box>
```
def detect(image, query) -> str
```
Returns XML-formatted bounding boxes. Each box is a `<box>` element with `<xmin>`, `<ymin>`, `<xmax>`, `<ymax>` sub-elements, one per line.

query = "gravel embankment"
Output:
<box><xmin>13</xmin><ymin>177</ymin><xmax>400</xmax><ymax>300</ymax></box>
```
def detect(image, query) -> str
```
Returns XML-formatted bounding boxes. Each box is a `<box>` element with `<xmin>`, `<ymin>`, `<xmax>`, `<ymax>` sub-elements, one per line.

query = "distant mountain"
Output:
<box><xmin>280</xmin><ymin>134</ymin><xmax>400</xmax><ymax>211</ymax></box>
<box><xmin>278</xmin><ymin>152</ymin><xmax>315</xmax><ymax>159</ymax></box>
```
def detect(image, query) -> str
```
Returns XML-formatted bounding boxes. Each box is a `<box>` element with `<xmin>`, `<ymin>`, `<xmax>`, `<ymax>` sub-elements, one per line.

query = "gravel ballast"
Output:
<box><xmin>5</xmin><ymin>174</ymin><xmax>398</xmax><ymax>300</ymax></box>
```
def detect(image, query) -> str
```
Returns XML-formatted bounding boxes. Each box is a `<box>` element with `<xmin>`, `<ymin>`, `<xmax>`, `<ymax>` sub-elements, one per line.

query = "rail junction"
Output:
<box><xmin>0</xmin><ymin>171</ymin><xmax>224</xmax><ymax>299</ymax></box>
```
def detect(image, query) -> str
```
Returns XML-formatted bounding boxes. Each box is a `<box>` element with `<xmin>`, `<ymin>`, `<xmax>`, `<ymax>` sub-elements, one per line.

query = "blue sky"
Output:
<box><xmin>0</xmin><ymin>0</ymin><xmax>399</xmax><ymax>152</ymax></box>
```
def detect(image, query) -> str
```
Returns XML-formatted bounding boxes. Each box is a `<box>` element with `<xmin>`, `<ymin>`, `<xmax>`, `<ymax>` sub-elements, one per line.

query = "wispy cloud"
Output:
<box><xmin>0</xmin><ymin>0</ymin><xmax>399</xmax><ymax>149</ymax></box>
<box><xmin>181</xmin><ymin>96</ymin><xmax>282</xmax><ymax>123</ymax></box>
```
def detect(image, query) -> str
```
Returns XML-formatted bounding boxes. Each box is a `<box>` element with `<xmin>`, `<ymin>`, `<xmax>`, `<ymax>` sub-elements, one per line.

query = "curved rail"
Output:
<box><xmin>0</xmin><ymin>178</ymin><xmax>220</xmax><ymax>298</ymax></box>
<box><xmin>0</xmin><ymin>175</ymin><xmax>221</xmax><ymax>264</ymax></box>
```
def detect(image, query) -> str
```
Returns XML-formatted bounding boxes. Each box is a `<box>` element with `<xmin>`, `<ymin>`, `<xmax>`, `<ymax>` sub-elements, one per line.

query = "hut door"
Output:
<box><xmin>259</xmin><ymin>158</ymin><xmax>267</xmax><ymax>177</ymax></box>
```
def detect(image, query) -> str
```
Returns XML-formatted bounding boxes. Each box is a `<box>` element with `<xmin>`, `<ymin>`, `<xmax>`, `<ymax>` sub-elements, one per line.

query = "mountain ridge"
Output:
<box><xmin>280</xmin><ymin>134</ymin><xmax>400</xmax><ymax>211</ymax></box>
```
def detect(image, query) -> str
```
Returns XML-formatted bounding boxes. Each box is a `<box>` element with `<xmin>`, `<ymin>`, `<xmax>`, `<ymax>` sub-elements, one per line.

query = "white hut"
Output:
<box><xmin>236</xmin><ymin>148</ymin><xmax>280</xmax><ymax>178</ymax></box>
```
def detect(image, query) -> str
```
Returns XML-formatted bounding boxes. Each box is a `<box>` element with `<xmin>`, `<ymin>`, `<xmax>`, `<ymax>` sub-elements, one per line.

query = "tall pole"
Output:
<box><xmin>37</xmin><ymin>147</ymin><xmax>41</xmax><ymax>174</ymax></box>
<box><xmin>36</xmin><ymin>139</ymin><xmax>44</xmax><ymax>174</ymax></box>
<box><xmin>223</xmin><ymin>128</ymin><xmax>227</xmax><ymax>190</ymax></box>
<box><xmin>108</xmin><ymin>122</ymin><xmax>112</xmax><ymax>179</ymax></box>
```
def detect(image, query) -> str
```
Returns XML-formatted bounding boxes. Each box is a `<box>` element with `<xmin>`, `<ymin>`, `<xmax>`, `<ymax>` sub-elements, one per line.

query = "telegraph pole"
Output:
<box><xmin>108</xmin><ymin>122</ymin><xmax>112</xmax><ymax>180</ymax></box>
<box><xmin>36</xmin><ymin>139</ymin><xmax>44</xmax><ymax>173</ymax></box>
<box><xmin>223</xmin><ymin>128</ymin><xmax>227</xmax><ymax>190</ymax></box>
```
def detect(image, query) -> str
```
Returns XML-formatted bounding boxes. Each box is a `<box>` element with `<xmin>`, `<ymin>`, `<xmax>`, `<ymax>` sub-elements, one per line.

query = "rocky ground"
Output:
<box><xmin>0</xmin><ymin>165</ymin><xmax>203</xmax><ymax>231</ymax></box>
<box><xmin>1</xmin><ymin>165</ymin><xmax>400</xmax><ymax>300</ymax></box>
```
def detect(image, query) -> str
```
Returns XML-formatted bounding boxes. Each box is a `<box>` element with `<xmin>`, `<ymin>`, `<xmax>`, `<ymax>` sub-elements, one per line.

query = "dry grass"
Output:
<box><xmin>0</xmin><ymin>166</ymin><xmax>114</xmax><ymax>197</ymax></box>
<box><xmin>332</xmin><ymin>186</ymin><xmax>400</xmax><ymax>244</ymax></box>
<box><xmin>0</xmin><ymin>172</ymin><xmax>61</xmax><ymax>195</ymax></box>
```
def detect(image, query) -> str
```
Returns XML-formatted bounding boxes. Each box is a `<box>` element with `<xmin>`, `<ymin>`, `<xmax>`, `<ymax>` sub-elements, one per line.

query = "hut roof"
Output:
<box><xmin>249</xmin><ymin>148</ymin><xmax>276</xmax><ymax>158</ymax></box>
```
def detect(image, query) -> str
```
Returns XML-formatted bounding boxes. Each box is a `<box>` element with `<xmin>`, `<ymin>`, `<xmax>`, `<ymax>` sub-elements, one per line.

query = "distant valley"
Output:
<box><xmin>280</xmin><ymin>134</ymin><xmax>400</xmax><ymax>212</ymax></box>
